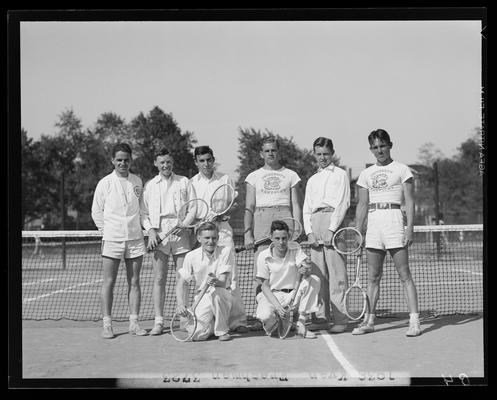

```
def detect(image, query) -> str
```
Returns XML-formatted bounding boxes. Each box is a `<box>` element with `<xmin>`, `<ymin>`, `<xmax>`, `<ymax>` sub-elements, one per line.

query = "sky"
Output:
<box><xmin>20</xmin><ymin>18</ymin><xmax>483</xmax><ymax>179</ymax></box>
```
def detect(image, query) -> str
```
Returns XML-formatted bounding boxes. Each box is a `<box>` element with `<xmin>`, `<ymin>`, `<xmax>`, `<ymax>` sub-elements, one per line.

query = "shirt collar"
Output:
<box><xmin>201</xmin><ymin>246</ymin><xmax>220</xmax><ymax>261</ymax></box>
<box><xmin>268</xmin><ymin>243</ymin><xmax>288</xmax><ymax>260</ymax></box>
<box><xmin>196</xmin><ymin>171</ymin><xmax>219</xmax><ymax>183</ymax></box>
<box><xmin>318</xmin><ymin>164</ymin><xmax>336</xmax><ymax>173</ymax></box>
<box><xmin>154</xmin><ymin>172</ymin><xmax>175</xmax><ymax>183</ymax></box>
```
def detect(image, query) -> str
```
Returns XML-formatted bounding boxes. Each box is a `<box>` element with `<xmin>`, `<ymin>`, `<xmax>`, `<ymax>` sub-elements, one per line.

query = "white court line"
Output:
<box><xmin>319</xmin><ymin>331</ymin><xmax>361</xmax><ymax>378</ymax></box>
<box><xmin>22</xmin><ymin>278</ymin><xmax>58</xmax><ymax>286</ymax></box>
<box><xmin>22</xmin><ymin>279</ymin><xmax>103</xmax><ymax>303</ymax></box>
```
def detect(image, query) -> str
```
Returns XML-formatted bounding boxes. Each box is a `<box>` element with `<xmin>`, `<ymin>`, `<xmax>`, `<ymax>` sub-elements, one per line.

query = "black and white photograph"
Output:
<box><xmin>8</xmin><ymin>8</ymin><xmax>487</xmax><ymax>389</ymax></box>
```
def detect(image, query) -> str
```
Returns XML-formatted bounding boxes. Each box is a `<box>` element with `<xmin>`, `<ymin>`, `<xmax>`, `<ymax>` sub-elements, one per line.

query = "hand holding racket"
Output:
<box><xmin>313</xmin><ymin>227</ymin><xmax>363</xmax><ymax>255</ymax></box>
<box><xmin>235</xmin><ymin>217</ymin><xmax>303</xmax><ymax>253</ymax></box>
<box><xmin>170</xmin><ymin>273</ymin><xmax>214</xmax><ymax>342</ymax></box>
<box><xmin>148</xmin><ymin>198</ymin><xmax>208</xmax><ymax>252</ymax></box>
<box><xmin>278</xmin><ymin>267</ymin><xmax>306</xmax><ymax>339</ymax></box>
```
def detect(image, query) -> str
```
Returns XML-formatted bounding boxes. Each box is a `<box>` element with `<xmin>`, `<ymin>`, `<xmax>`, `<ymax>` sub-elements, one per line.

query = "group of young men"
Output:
<box><xmin>91</xmin><ymin>128</ymin><xmax>422</xmax><ymax>342</ymax></box>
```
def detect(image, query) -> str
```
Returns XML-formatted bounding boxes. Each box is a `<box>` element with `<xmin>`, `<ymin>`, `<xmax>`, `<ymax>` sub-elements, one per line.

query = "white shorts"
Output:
<box><xmin>154</xmin><ymin>216</ymin><xmax>193</xmax><ymax>256</ymax></box>
<box><xmin>102</xmin><ymin>238</ymin><xmax>146</xmax><ymax>259</ymax></box>
<box><xmin>366</xmin><ymin>209</ymin><xmax>405</xmax><ymax>250</ymax></box>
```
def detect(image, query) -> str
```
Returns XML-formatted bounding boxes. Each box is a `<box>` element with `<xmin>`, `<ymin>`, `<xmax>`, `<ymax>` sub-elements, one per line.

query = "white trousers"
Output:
<box><xmin>255</xmin><ymin>275</ymin><xmax>321</xmax><ymax>335</ymax></box>
<box><xmin>192</xmin><ymin>287</ymin><xmax>246</xmax><ymax>341</ymax></box>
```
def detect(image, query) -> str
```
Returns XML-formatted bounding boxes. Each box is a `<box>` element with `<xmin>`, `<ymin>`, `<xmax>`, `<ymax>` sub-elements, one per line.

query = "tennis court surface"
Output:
<box><xmin>19</xmin><ymin>224</ymin><xmax>486</xmax><ymax>387</ymax></box>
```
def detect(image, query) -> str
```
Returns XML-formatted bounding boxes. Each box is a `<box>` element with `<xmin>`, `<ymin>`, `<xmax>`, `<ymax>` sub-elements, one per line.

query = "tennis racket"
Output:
<box><xmin>203</xmin><ymin>183</ymin><xmax>237</xmax><ymax>223</ymax></box>
<box><xmin>148</xmin><ymin>198</ymin><xmax>208</xmax><ymax>252</ymax></box>
<box><xmin>235</xmin><ymin>217</ymin><xmax>303</xmax><ymax>253</ymax></box>
<box><xmin>170</xmin><ymin>275</ymin><xmax>212</xmax><ymax>342</ymax></box>
<box><xmin>343</xmin><ymin>251</ymin><xmax>369</xmax><ymax>321</ymax></box>
<box><xmin>278</xmin><ymin>272</ymin><xmax>304</xmax><ymax>339</ymax></box>
<box><xmin>314</xmin><ymin>226</ymin><xmax>363</xmax><ymax>255</ymax></box>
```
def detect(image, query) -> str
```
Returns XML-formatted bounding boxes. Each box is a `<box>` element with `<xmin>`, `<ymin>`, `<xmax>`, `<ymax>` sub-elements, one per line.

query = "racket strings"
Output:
<box><xmin>333</xmin><ymin>228</ymin><xmax>362</xmax><ymax>254</ymax></box>
<box><xmin>209</xmin><ymin>185</ymin><xmax>235</xmax><ymax>216</ymax></box>
<box><xmin>177</xmin><ymin>199</ymin><xmax>209</xmax><ymax>227</ymax></box>
<box><xmin>345</xmin><ymin>287</ymin><xmax>368</xmax><ymax>320</ymax></box>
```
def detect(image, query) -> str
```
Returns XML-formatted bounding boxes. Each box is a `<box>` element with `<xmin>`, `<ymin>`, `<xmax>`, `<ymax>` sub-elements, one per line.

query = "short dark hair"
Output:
<box><xmin>313</xmin><ymin>137</ymin><xmax>334</xmax><ymax>152</ymax></box>
<box><xmin>196</xmin><ymin>221</ymin><xmax>218</xmax><ymax>235</ymax></box>
<box><xmin>368</xmin><ymin>129</ymin><xmax>392</xmax><ymax>146</ymax></box>
<box><xmin>155</xmin><ymin>147</ymin><xmax>171</xmax><ymax>159</ymax></box>
<box><xmin>270</xmin><ymin>220</ymin><xmax>289</xmax><ymax>234</ymax></box>
<box><xmin>194</xmin><ymin>145</ymin><xmax>214</xmax><ymax>159</ymax></box>
<box><xmin>112</xmin><ymin>143</ymin><xmax>132</xmax><ymax>157</ymax></box>
<box><xmin>261</xmin><ymin>136</ymin><xmax>279</xmax><ymax>150</ymax></box>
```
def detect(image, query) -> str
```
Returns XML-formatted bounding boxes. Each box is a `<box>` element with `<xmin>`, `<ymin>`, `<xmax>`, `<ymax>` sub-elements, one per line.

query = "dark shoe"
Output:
<box><xmin>328</xmin><ymin>324</ymin><xmax>347</xmax><ymax>333</ymax></box>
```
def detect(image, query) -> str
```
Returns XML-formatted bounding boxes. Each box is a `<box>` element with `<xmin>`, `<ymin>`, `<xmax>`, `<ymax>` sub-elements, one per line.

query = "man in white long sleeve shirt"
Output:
<box><xmin>140</xmin><ymin>148</ymin><xmax>196</xmax><ymax>335</ymax></box>
<box><xmin>91</xmin><ymin>143</ymin><xmax>148</xmax><ymax>339</ymax></box>
<box><xmin>303</xmin><ymin>137</ymin><xmax>351</xmax><ymax>333</ymax></box>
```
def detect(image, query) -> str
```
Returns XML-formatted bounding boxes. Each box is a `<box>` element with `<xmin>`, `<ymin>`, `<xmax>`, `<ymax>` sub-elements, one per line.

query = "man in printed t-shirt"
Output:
<box><xmin>353</xmin><ymin>129</ymin><xmax>421</xmax><ymax>337</ymax></box>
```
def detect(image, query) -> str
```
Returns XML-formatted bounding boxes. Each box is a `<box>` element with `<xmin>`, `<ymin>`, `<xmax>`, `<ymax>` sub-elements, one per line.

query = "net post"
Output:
<box><xmin>433</xmin><ymin>162</ymin><xmax>442</xmax><ymax>259</ymax></box>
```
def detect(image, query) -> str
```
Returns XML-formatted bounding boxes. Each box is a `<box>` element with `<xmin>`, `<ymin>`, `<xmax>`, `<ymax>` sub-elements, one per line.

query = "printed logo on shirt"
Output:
<box><xmin>133</xmin><ymin>186</ymin><xmax>142</xmax><ymax>198</ymax></box>
<box><xmin>180</xmin><ymin>188</ymin><xmax>188</xmax><ymax>202</ymax></box>
<box><xmin>369</xmin><ymin>169</ymin><xmax>396</xmax><ymax>192</ymax></box>
<box><xmin>261</xmin><ymin>173</ymin><xmax>287</xmax><ymax>194</ymax></box>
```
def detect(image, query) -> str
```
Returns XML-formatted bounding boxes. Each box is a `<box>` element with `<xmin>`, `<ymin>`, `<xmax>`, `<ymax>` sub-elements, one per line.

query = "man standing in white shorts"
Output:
<box><xmin>353</xmin><ymin>129</ymin><xmax>421</xmax><ymax>337</ymax></box>
<box><xmin>141</xmin><ymin>148</ymin><xmax>196</xmax><ymax>335</ymax></box>
<box><xmin>91</xmin><ymin>143</ymin><xmax>148</xmax><ymax>339</ymax></box>
<box><xmin>176</xmin><ymin>222</ymin><xmax>243</xmax><ymax>341</ymax></box>
<box><xmin>303</xmin><ymin>137</ymin><xmax>351</xmax><ymax>333</ymax></box>
<box><xmin>255</xmin><ymin>220</ymin><xmax>321</xmax><ymax>339</ymax></box>
<box><xmin>190</xmin><ymin>145</ymin><xmax>248</xmax><ymax>333</ymax></box>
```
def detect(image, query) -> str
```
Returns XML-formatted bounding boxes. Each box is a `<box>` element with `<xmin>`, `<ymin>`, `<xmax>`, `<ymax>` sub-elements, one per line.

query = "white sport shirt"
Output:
<box><xmin>178</xmin><ymin>246</ymin><xmax>235</xmax><ymax>291</ymax></box>
<box><xmin>91</xmin><ymin>171</ymin><xmax>144</xmax><ymax>241</ymax></box>
<box><xmin>256</xmin><ymin>242</ymin><xmax>308</xmax><ymax>291</ymax></box>
<box><xmin>190</xmin><ymin>171</ymin><xmax>234</xmax><ymax>218</ymax></box>
<box><xmin>356</xmin><ymin>161</ymin><xmax>413</xmax><ymax>204</ymax></box>
<box><xmin>140</xmin><ymin>173</ymin><xmax>196</xmax><ymax>231</ymax></box>
<box><xmin>303</xmin><ymin>164</ymin><xmax>350</xmax><ymax>234</ymax></box>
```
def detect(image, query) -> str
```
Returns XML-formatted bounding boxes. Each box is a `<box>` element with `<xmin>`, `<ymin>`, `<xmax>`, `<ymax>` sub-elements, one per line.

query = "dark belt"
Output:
<box><xmin>273</xmin><ymin>288</ymin><xmax>293</xmax><ymax>293</ymax></box>
<box><xmin>314</xmin><ymin>206</ymin><xmax>335</xmax><ymax>213</ymax></box>
<box><xmin>369</xmin><ymin>203</ymin><xmax>401</xmax><ymax>210</ymax></box>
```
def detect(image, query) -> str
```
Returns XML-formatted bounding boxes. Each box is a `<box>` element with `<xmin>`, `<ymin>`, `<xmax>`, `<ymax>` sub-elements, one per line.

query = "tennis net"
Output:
<box><xmin>21</xmin><ymin>224</ymin><xmax>484</xmax><ymax>321</ymax></box>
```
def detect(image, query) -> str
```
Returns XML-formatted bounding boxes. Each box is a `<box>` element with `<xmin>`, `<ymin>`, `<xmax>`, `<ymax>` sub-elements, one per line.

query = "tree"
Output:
<box><xmin>417</xmin><ymin>142</ymin><xmax>445</xmax><ymax>166</ymax></box>
<box><xmin>416</xmin><ymin>130</ymin><xmax>483</xmax><ymax>224</ymax></box>
<box><xmin>21</xmin><ymin>129</ymin><xmax>52</xmax><ymax>227</ymax></box>
<box><xmin>129</xmin><ymin>106</ymin><xmax>198</xmax><ymax>182</ymax></box>
<box><xmin>438</xmin><ymin>131</ymin><xmax>483</xmax><ymax>223</ymax></box>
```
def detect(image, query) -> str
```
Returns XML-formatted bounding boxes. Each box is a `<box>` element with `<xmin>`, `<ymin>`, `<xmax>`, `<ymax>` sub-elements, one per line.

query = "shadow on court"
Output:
<box><xmin>364</xmin><ymin>313</ymin><xmax>483</xmax><ymax>336</ymax></box>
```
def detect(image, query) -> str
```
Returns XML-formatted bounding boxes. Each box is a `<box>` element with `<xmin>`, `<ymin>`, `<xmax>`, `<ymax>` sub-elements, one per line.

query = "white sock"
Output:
<box><xmin>129</xmin><ymin>314</ymin><xmax>139</xmax><ymax>324</ymax></box>
<box><xmin>367</xmin><ymin>314</ymin><xmax>376</xmax><ymax>325</ymax></box>
<box><xmin>103</xmin><ymin>316</ymin><xmax>112</xmax><ymax>327</ymax></box>
<box><xmin>155</xmin><ymin>316</ymin><xmax>164</xmax><ymax>325</ymax></box>
<box><xmin>409</xmin><ymin>313</ymin><xmax>420</xmax><ymax>323</ymax></box>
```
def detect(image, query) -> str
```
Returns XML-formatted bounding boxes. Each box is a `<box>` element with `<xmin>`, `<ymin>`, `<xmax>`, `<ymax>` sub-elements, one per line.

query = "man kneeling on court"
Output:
<box><xmin>175</xmin><ymin>222</ymin><xmax>247</xmax><ymax>341</ymax></box>
<box><xmin>255</xmin><ymin>220</ymin><xmax>321</xmax><ymax>339</ymax></box>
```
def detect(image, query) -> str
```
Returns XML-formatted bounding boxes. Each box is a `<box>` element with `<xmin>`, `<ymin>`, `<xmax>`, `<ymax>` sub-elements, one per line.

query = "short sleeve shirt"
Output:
<box><xmin>245</xmin><ymin>167</ymin><xmax>301</xmax><ymax>207</ymax></box>
<box><xmin>356</xmin><ymin>161</ymin><xmax>413</xmax><ymax>204</ymax></box>
<box><xmin>256</xmin><ymin>242</ymin><xmax>308</xmax><ymax>291</ymax></box>
<box><xmin>178</xmin><ymin>246</ymin><xmax>234</xmax><ymax>291</ymax></box>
